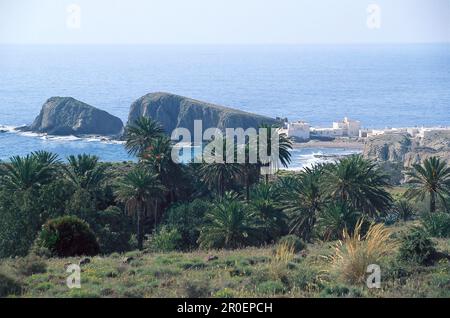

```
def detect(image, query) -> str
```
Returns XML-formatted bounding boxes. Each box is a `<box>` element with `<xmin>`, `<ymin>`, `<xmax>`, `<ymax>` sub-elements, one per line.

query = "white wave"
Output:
<box><xmin>0</xmin><ymin>124</ymin><xmax>124</xmax><ymax>145</ymax></box>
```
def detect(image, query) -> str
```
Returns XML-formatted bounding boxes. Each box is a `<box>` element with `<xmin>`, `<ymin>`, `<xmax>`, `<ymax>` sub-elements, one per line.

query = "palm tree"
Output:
<box><xmin>198</xmin><ymin>195</ymin><xmax>261</xmax><ymax>249</ymax></box>
<box><xmin>281</xmin><ymin>166</ymin><xmax>325</xmax><ymax>242</ymax></box>
<box><xmin>124</xmin><ymin>117</ymin><xmax>165</xmax><ymax>158</ymax></box>
<box><xmin>0</xmin><ymin>154</ymin><xmax>57</xmax><ymax>192</ymax></box>
<box><xmin>65</xmin><ymin>154</ymin><xmax>106</xmax><ymax>191</ymax></box>
<box><xmin>240</xmin><ymin>143</ymin><xmax>261</xmax><ymax>201</ymax></box>
<box><xmin>198</xmin><ymin>138</ymin><xmax>243</xmax><ymax>198</ymax></box>
<box><xmin>316</xmin><ymin>202</ymin><xmax>360</xmax><ymax>241</ymax></box>
<box><xmin>115</xmin><ymin>167</ymin><xmax>166</xmax><ymax>250</ymax></box>
<box><xmin>249</xmin><ymin>183</ymin><xmax>287</xmax><ymax>242</ymax></box>
<box><xmin>393</xmin><ymin>199</ymin><xmax>416</xmax><ymax>221</ymax></box>
<box><xmin>31</xmin><ymin>150</ymin><xmax>60</xmax><ymax>167</ymax></box>
<box><xmin>323</xmin><ymin>155</ymin><xmax>392</xmax><ymax>216</ymax></box>
<box><xmin>258</xmin><ymin>124</ymin><xmax>293</xmax><ymax>183</ymax></box>
<box><xmin>405</xmin><ymin>156</ymin><xmax>450</xmax><ymax>213</ymax></box>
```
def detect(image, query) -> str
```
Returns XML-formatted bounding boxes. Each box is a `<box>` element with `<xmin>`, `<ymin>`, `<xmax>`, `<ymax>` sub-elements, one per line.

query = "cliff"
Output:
<box><xmin>24</xmin><ymin>97</ymin><xmax>124</xmax><ymax>136</ymax></box>
<box><xmin>127</xmin><ymin>92</ymin><xmax>279</xmax><ymax>135</ymax></box>
<box><xmin>363</xmin><ymin>131</ymin><xmax>450</xmax><ymax>168</ymax></box>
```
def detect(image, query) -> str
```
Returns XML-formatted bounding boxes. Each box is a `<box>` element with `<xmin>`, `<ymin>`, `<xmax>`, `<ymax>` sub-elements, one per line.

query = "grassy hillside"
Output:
<box><xmin>1</xmin><ymin>222</ymin><xmax>449</xmax><ymax>298</ymax></box>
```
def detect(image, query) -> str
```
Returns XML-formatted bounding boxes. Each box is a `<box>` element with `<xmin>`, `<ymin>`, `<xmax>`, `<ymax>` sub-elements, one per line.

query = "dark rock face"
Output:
<box><xmin>127</xmin><ymin>92</ymin><xmax>278</xmax><ymax>135</ymax></box>
<box><xmin>26</xmin><ymin>97</ymin><xmax>124</xmax><ymax>136</ymax></box>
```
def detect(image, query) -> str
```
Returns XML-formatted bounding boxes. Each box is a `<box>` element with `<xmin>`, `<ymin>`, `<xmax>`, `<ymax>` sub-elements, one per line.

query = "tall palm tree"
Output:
<box><xmin>198</xmin><ymin>138</ymin><xmax>243</xmax><ymax>198</ymax></box>
<box><xmin>240</xmin><ymin>143</ymin><xmax>261</xmax><ymax>201</ymax></box>
<box><xmin>115</xmin><ymin>167</ymin><xmax>166</xmax><ymax>250</ymax></box>
<box><xmin>405</xmin><ymin>156</ymin><xmax>450</xmax><ymax>213</ymax></box>
<box><xmin>258</xmin><ymin>124</ymin><xmax>293</xmax><ymax>183</ymax></box>
<box><xmin>65</xmin><ymin>154</ymin><xmax>106</xmax><ymax>191</ymax></box>
<box><xmin>198</xmin><ymin>195</ymin><xmax>261</xmax><ymax>249</ymax></box>
<box><xmin>0</xmin><ymin>154</ymin><xmax>57</xmax><ymax>192</ymax></box>
<box><xmin>124</xmin><ymin>116</ymin><xmax>165</xmax><ymax>158</ymax></box>
<box><xmin>281</xmin><ymin>165</ymin><xmax>325</xmax><ymax>241</ymax></box>
<box><xmin>322</xmin><ymin>155</ymin><xmax>392</xmax><ymax>216</ymax></box>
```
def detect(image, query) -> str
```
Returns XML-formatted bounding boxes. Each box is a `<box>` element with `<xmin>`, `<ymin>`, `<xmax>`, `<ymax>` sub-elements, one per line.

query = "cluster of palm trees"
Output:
<box><xmin>1</xmin><ymin>115</ymin><xmax>450</xmax><ymax>254</ymax></box>
<box><xmin>118</xmin><ymin>117</ymin><xmax>294</xmax><ymax>249</ymax></box>
<box><xmin>0</xmin><ymin>151</ymin><xmax>107</xmax><ymax>194</ymax></box>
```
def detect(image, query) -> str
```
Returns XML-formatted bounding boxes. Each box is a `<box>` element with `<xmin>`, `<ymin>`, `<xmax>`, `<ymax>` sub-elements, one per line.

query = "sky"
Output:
<box><xmin>0</xmin><ymin>0</ymin><xmax>449</xmax><ymax>44</ymax></box>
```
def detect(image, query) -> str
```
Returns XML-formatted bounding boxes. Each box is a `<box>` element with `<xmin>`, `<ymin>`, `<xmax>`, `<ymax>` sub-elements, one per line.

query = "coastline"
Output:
<box><xmin>292</xmin><ymin>139</ymin><xmax>364</xmax><ymax>150</ymax></box>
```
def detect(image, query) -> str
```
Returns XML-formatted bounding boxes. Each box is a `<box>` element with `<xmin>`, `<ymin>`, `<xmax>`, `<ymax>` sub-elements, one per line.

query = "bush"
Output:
<box><xmin>421</xmin><ymin>213</ymin><xmax>450</xmax><ymax>238</ymax></box>
<box><xmin>147</xmin><ymin>226</ymin><xmax>182</xmax><ymax>252</ymax></box>
<box><xmin>0</xmin><ymin>271</ymin><xmax>21</xmax><ymax>297</ymax></box>
<box><xmin>398</xmin><ymin>227</ymin><xmax>437</xmax><ymax>265</ymax></box>
<box><xmin>277</xmin><ymin>235</ymin><xmax>306</xmax><ymax>253</ymax></box>
<box><xmin>36</xmin><ymin>216</ymin><xmax>100</xmax><ymax>257</ymax></box>
<box><xmin>90</xmin><ymin>206</ymin><xmax>133</xmax><ymax>254</ymax></box>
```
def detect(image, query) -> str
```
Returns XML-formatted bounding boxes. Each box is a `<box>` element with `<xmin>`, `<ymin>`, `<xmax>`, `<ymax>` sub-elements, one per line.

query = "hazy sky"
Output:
<box><xmin>0</xmin><ymin>0</ymin><xmax>449</xmax><ymax>44</ymax></box>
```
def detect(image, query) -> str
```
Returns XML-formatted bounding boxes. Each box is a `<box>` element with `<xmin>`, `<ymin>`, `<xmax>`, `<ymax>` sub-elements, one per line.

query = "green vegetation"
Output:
<box><xmin>1</xmin><ymin>117</ymin><xmax>450</xmax><ymax>298</ymax></box>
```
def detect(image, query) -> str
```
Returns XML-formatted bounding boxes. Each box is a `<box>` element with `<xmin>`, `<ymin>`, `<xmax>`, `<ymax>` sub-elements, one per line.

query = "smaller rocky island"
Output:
<box><xmin>20</xmin><ymin>97</ymin><xmax>124</xmax><ymax>137</ymax></box>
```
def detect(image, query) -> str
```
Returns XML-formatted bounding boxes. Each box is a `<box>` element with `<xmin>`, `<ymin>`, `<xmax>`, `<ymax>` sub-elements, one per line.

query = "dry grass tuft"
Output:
<box><xmin>273</xmin><ymin>241</ymin><xmax>296</xmax><ymax>264</ymax></box>
<box><xmin>329</xmin><ymin>219</ymin><xmax>398</xmax><ymax>284</ymax></box>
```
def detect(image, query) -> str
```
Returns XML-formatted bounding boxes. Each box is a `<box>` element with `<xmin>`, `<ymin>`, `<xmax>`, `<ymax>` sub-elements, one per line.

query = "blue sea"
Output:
<box><xmin>1</xmin><ymin>44</ymin><xmax>449</xmax><ymax>168</ymax></box>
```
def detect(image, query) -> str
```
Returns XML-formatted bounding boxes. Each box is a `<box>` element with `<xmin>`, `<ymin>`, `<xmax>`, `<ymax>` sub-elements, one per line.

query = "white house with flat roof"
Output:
<box><xmin>333</xmin><ymin>117</ymin><xmax>361</xmax><ymax>137</ymax></box>
<box><xmin>287</xmin><ymin>121</ymin><xmax>310</xmax><ymax>140</ymax></box>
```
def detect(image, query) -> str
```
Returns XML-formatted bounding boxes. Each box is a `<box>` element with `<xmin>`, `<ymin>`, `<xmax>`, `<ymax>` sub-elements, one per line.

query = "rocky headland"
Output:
<box><xmin>127</xmin><ymin>92</ymin><xmax>279</xmax><ymax>135</ymax></box>
<box><xmin>363</xmin><ymin>131</ymin><xmax>450</xmax><ymax>168</ymax></box>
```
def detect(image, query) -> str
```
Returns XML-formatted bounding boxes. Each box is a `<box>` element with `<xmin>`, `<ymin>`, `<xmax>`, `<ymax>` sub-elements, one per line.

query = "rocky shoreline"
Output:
<box><xmin>363</xmin><ymin>131</ymin><xmax>450</xmax><ymax>168</ymax></box>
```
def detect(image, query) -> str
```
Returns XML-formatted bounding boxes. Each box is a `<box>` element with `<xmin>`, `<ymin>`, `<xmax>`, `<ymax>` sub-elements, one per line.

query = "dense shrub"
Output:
<box><xmin>0</xmin><ymin>271</ymin><xmax>22</xmax><ymax>297</ymax></box>
<box><xmin>36</xmin><ymin>216</ymin><xmax>100</xmax><ymax>257</ymax></box>
<box><xmin>421</xmin><ymin>213</ymin><xmax>450</xmax><ymax>238</ymax></box>
<box><xmin>277</xmin><ymin>235</ymin><xmax>305</xmax><ymax>253</ymax></box>
<box><xmin>90</xmin><ymin>206</ymin><xmax>133</xmax><ymax>254</ymax></box>
<box><xmin>398</xmin><ymin>227</ymin><xmax>437</xmax><ymax>265</ymax></box>
<box><xmin>147</xmin><ymin>226</ymin><xmax>182</xmax><ymax>252</ymax></box>
<box><xmin>163</xmin><ymin>200</ymin><xmax>211</xmax><ymax>250</ymax></box>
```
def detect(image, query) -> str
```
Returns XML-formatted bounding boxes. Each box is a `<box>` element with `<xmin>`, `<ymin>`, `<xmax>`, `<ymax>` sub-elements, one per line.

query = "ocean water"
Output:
<box><xmin>0</xmin><ymin>44</ymin><xmax>449</xmax><ymax>167</ymax></box>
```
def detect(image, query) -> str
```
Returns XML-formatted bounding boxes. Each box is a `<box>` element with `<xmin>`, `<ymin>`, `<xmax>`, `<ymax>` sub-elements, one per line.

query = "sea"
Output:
<box><xmin>1</xmin><ymin>44</ymin><xmax>449</xmax><ymax>169</ymax></box>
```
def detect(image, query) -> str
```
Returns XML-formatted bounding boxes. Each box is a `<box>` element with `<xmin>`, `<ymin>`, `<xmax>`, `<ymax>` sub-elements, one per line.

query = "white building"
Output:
<box><xmin>287</xmin><ymin>121</ymin><xmax>310</xmax><ymax>140</ymax></box>
<box><xmin>311</xmin><ymin>127</ymin><xmax>344</xmax><ymax>138</ymax></box>
<box><xmin>333</xmin><ymin>117</ymin><xmax>361</xmax><ymax>137</ymax></box>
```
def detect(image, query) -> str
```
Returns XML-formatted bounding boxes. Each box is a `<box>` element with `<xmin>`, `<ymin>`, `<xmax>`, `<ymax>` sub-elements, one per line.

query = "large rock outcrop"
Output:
<box><xmin>127</xmin><ymin>92</ymin><xmax>279</xmax><ymax>135</ymax></box>
<box><xmin>363</xmin><ymin>131</ymin><xmax>450</xmax><ymax>168</ymax></box>
<box><xmin>25</xmin><ymin>97</ymin><xmax>124</xmax><ymax>136</ymax></box>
